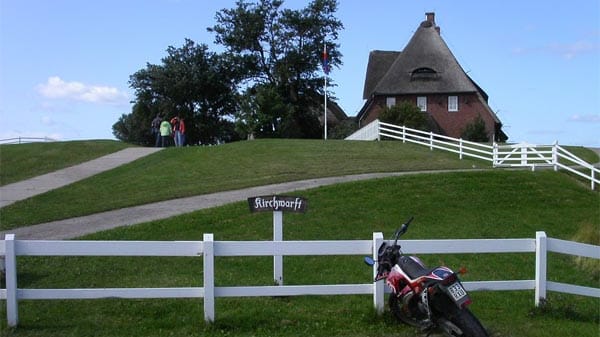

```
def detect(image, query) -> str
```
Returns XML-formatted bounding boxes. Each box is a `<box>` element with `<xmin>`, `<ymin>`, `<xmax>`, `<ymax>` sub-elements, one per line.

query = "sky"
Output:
<box><xmin>1</xmin><ymin>0</ymin><xmax>599</xmax><ymax>146</ymax></box>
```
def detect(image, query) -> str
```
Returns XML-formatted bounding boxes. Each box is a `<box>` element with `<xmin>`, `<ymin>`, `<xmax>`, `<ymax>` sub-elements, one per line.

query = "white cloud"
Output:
<box><xmin>41</xmin><ymin>116</ymin><xmax>56</xmax><ymax>126</ymax></box>
<box><xmin>511</xmin><ymin>34</ymin><xmax>599</xmax><ymax>60</ymax></box>
<box><xmin>568</xmin><ymin>114</ymin><xmax>600</xmax><ymax>123</ymax></box>
<box><xmin>548</xmin><ymin>40</ymin><xmax>598</xmax><ymax>60</ymax></box>
<box><xmin>37</xmin><ymin>76</ymin><xmax>129</xmax><ymax>104</ymax></box>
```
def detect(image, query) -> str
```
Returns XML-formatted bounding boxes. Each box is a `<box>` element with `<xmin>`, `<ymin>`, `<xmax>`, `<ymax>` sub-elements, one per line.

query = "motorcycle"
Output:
<box><xmin>364</xmin><ymin>217</ymin><xmax>489</xmax><ymax>337</ymax></box>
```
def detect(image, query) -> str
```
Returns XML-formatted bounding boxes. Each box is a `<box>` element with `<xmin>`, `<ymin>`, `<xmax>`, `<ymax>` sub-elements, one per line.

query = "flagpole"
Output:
<box><xmin>323</xmin><ymin>43</ymin><xmax>328</xmax><ymax>140</ymax></box>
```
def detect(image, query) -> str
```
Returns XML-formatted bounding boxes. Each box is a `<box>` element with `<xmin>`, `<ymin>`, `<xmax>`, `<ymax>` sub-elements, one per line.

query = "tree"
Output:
<box><xmin>209</xmin><ymin>0</ymin><xmax>343</xmax><ymax>139</ymax></box>
<box><xmin>114</xmin><ymin>39</ymin><xmax>242</xmax><ymax>145</ymax></box>
<box><xmin>112</xmin><ymin>102</ymin><xmax>155</xmax><ymax>146</ymax></box>
<box><xmin>461</xmin><ymin>114</ymin><xmax>490</xmax><ymax>142</ymax></box>
<box><xmin>379</xmin><ymin>101</ymin><xmax>430</xmax><ymax>131</ymax></box>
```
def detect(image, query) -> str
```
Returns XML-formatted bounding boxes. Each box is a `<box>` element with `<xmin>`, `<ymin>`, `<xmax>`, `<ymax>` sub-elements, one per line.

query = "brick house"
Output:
<box><xmin>357</xmin><ymin>12</ymin><xmax>507</xmax><ymax>141</ymax></box>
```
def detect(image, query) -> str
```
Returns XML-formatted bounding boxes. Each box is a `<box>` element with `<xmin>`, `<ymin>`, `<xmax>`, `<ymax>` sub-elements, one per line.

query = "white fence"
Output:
<box><xmin>1</xmin><ymin>232</ymin><xmax>598</xmax><ymax>327</ymax></box>
<box><xmin>345</xmin><ymin>120</ymin><xmax>600</xmax><ymax>189</ymax></box>
<box><xmin>0</xmin><ymin>137</ymin><xmax>57</xmax><ymax>145</ymax></box>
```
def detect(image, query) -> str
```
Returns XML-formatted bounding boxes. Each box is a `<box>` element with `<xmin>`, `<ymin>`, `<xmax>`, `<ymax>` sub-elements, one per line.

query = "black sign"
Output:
<box><xmin>248</xmin><ymin>195</ymin><xmax>307</xmax><ymax>213</ymax></box>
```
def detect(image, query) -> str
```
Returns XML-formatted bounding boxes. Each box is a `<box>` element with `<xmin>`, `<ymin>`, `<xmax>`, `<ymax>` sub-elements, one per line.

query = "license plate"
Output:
<box><xmin>447</xmin><ymin>282</ymin><xmax>467</xmax><ymax>301</ymax></box>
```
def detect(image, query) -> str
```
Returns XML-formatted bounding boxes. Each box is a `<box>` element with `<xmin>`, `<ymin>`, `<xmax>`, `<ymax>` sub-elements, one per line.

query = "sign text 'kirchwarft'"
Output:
<box><xmin>248</xmin><ymin>195</ymin><xmax>307</xmax><ymax>213</ymax></box>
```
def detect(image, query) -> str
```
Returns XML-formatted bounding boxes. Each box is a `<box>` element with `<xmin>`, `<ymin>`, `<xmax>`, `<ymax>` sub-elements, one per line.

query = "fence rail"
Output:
<box><xmin>1</xmin><ymin>231</ymin><xmax>598</xmax><ymax>327</ymax></box>
<box><xmin>345</xmin><ymin>120</ymin><xmax>599</xmax><ymax>189</ymax></box>
<box><xmin>0</xmin><ymin>137</ymin><xmax>57</xmax><ymax>145</ymax></box>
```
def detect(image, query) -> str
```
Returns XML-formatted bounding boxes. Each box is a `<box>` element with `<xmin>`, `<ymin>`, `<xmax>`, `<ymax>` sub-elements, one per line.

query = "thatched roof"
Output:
<box><xmin>362</xmin><ymin>51</ymin><xmax>400</xmax><ymax>99</ymax></box>
<box><xmin>363</xmin><ymin>17</ymin><xmax>479</xmax><ymax>98</ymax></box>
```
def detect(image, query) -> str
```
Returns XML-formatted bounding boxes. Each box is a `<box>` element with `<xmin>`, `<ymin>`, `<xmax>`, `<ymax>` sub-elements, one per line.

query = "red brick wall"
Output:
<box><xmin>361</xmin><ymin>93</ymin><xmax>497</xmax><ymax>139</ymax></box>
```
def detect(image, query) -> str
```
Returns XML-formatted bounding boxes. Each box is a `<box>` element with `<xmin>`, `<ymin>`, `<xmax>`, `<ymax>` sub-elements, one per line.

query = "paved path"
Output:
<box><xmin>2</xmin><ymin>145</ymin><xmax>598</xmax><ymax>240</ymax></box>
<box><xmin>1</xmin><ymin>169</ymin><xmax>477</xmax><ymax>240</ymax></box>
<box><xmin>0</xmin><ymin>147</ymin><xmax>163</xmax><ymax>208</ymax></box>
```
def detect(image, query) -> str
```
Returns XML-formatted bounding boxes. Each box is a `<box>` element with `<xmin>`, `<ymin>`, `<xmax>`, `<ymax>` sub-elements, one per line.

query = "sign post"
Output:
<box><xmin>248</xmin><ymin>195</ymin><xmax>307</xmax><ymax>285</ymax></box>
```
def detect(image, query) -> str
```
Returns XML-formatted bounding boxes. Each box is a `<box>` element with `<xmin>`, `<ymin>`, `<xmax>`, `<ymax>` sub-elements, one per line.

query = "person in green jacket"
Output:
<box><xmin>159</xmin><ymin>119</ymin><xmax>172</xmax><ymax>147</ymax></box>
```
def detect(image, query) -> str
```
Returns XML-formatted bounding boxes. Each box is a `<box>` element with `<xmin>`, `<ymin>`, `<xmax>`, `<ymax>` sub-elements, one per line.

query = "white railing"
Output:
<box><xmin>345</xmin><ymin>119</ymin><xmax>380</xmax><ymax>140</ymax></box>
<box><xmin>345</xmin><ymin>120</ymin><xmax>600</xmax><ymax>189</ymax></box>
<box><xmin>1</xmin><ymin>232</ymin><xmax>598</xmax><ymax>327</ymax></box>
<box><xmin>0</xmin><ymin>137</ymin><xmax>57</xmax><ymax>145</ymax></box>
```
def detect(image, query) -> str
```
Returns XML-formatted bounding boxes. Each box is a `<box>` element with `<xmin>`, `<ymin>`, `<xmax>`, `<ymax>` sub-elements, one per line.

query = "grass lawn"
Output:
<box><xmin>1</xmin><ymin>139</ymin><xmax>488</xmax><ymax>230</ymax></box>
<box><xmin>1</xmin><ymin>139</ymin><xmax>597</xmax><ymax>230</ymax></box>
<box><xmin>0</xmin><ymin>140</ymin><xmax>132</xmax><ymax>186</ymax></box>
<box><xmin>1</xmin><ymin>169</ymin><xmax>598</xmax><ymax>336</ymax></box>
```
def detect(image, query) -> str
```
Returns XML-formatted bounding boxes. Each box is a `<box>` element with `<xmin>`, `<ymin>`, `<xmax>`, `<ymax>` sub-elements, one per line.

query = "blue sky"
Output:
<box><xmin>1</xmin><ymin>0</ymin><xmax>598</xmax><ymax>146</ymax></box>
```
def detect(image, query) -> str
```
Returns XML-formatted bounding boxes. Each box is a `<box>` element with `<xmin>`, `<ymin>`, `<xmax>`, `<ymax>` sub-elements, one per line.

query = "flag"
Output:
<box><xmin>322</xmin><ymin>44</ymin><xmax>330</xmax><ymax>75</ymax></box>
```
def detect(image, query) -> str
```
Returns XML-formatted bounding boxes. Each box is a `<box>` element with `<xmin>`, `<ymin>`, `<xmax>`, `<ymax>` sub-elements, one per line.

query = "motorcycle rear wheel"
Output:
<box><xmin>442</xmin><ymin>306</ymin><xmax>489</xmax><ymax>337</ymax></box>
<box><xmin>389</xmin><ymin>294</ymin><xmax>489</xmax><ymax>337</ymax></box>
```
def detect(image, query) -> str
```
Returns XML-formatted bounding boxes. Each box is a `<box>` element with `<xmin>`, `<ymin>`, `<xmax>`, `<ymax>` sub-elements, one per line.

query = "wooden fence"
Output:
<box><xmin>345</xmin><ymin>120</ymin><xmax>599</xmax><ymax>189</ymax></box>
<box><xmin>1</xmin><ymin>231</ymin><xmax>598</xmax><ymax>327</ymax></box>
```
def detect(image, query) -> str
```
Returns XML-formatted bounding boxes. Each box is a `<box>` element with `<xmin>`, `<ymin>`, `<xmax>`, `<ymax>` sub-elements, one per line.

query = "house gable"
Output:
<box><xmin>358</xmin><ymin>12</ymin><xmax>506</xmax><ymax>141</ymax></box>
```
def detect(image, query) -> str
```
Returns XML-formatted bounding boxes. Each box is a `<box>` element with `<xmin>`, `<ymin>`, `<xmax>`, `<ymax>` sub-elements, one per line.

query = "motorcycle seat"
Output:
<box><xmin>399</xmin><ymin>256</ymin><xmax>432</xmax><ymax>279</ymax></box>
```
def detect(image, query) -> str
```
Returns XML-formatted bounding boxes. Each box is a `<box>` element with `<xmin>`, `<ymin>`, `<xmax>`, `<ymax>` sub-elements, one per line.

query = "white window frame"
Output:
<box><xmin>417</xmin><ymin>96</ymin><xmax>427</xmax><ymax>112</ymax></box>
<box><xmin>448</xmin><ymin>95</ymin><xmax>458</xmax><ymax>112</ymax></box>
<box><xmin>386</xmin><ymin>97</ymin><xmax>396</xmax><ymax>108</ymax></box>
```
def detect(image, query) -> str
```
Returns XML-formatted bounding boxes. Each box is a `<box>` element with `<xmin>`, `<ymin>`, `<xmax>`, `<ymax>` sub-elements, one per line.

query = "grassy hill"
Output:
<box><xmin>3</xmin><ymin>139</ymin><xmax>596</xmax><ymax>232</ymax></box>
<box><xmin>0</xmin><ymin>139</ymin><xmax>598</xmax><ymax>336</ymax></box>
<box><xmin>0</xmin><ymin>140</ymin><xmax>132</xmax><ymax>186</ymax></box>
<box><xmin>1</xmin><ymin>139</ymin><xmax>489</xmax><ymax>230</ymax></box>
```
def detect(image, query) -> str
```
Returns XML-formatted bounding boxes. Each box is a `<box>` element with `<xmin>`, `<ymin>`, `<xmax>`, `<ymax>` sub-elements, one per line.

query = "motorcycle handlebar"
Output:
<box><xmin>392</xmin><ymin>216</ymin><xmax>414</xmax><ymax>246</ymax></box>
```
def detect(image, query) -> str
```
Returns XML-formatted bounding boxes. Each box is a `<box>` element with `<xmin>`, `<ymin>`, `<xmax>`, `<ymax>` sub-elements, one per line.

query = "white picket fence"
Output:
<box><xmin>1</xmin><ymin>232</ymin><xmax>598</xmax><ymax>327</ymax></box>
<box><xmin>346</xmin><ymin>120</ymin><xmax>599</xmax><ymax>189</ymax></box>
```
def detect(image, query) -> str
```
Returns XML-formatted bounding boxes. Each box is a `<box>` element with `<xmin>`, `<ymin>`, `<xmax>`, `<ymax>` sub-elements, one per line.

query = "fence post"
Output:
<box><xmin>492</xmin><ymin>142</ymin><xmax>498</xmax><ymax>167</ymax></box>
<box><xmin>372</xmin><ymin>232</ymin><xmax>384</xmax><ymax>315</ymax></box>
<box><xmin>401</xmin><ymin>125</ymin><xmax>406</xmax><ymax>143</ymax></box>
<box><xmin>273</xmin><ymin>211</ymin><xmax>283</xmax><ymax>286</ymax></box>
<box><xmin>376</xmin><ymin>119</ymin><xmax>381</xmax><ymax>141</ymax></box>
<box><xmin>429</xmin><ymin>132</ymin><xmax>433</xmax><ymax>150</ymax></box>
<box><xmin>203</xmin><ymin>233</ymin><xmax>215</xmax><ymax>322</ymax></box>
<box><xmin>459</xmin><ymin>138</ymin><xmax>463</xmax><ymax>160</ymax></box>
<box><xmin>5</xmin><ymin>234</ymin><xmax>18</xmax><ymax>327</ymax></box>
<box><xmin>520</xmin><ymin>143</ymin><xmax>530</xmax><ymax>169</ymax></box>
<box><xmin>535</xmin><ymin>231</ymin><xmax>547</xmax><ymax>307</ymax></box>
<box><xmin>552</xmin><ymin>141</ymin><xmax>558</xmax><ymax>172</ymax></box>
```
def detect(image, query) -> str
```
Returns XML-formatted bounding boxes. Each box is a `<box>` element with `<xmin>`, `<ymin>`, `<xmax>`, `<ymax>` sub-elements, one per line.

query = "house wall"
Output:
<box><xmin>362</xmin><ymin>93</ymin><xmax>497</xmax><ymax>139</ymax></box>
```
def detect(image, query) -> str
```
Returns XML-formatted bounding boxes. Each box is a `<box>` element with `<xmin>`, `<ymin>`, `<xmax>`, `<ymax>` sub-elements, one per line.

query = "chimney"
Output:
<box><xmin>425</xmin><ymin>12</ymin><xmax>441</xmax><ymax>35</ymax></box>
<box><xmin>425</xmin><ymin>12</ymin><xmax>435</xmax><ymax>24</ymax></box>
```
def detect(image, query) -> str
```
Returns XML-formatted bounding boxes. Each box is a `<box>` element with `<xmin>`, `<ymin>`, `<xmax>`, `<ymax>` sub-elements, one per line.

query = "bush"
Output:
<box><xmin>572</xmin><ymin>223</ymin><xmax>600</xmax><ymax>281</ymax></box>
<box><xmin>461</xmin><ymin>114</ymin><xmax>489</xmax><ymax>142</ymax></box>
<box><xmin>379</xmin><ymin>101</ymin><xmax>430</xmax><ymax>131</ymax></box>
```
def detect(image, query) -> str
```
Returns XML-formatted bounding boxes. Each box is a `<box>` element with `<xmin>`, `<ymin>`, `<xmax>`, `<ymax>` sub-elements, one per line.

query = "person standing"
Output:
<box><xmin>159</xmin><ymin>119</ymin><xmax>172</xmax><ymax>147</ymax></box>
<box><xmin>177</xmin><ymin>117</ymin><xmax>186</xmax><ymax>147</ymax></box>
<box><xmin>151</xmin><ymin>114</ymin><xmax>162</xmax><ymax>147</ymax></box>
<box><xmin>170</xmin><ymin>116</ymin><xmax>180</xmax><ymax>147</ymax></box>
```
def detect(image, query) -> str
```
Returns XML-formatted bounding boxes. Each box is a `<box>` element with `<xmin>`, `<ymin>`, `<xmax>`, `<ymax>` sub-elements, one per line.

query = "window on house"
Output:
<box><xmin>448</xmin><ymin>96</ymin><xmax>458</xmax><ymax>112</ymax></box>
<box><xmin>386</xmin><ymin>97</ymin><xmax>396</xmax><ymax>108</ymax></box>
<box><xmin>417</xmin><ymin>96</ymin><xmax>427</xmax><ymax>112</ymax></box>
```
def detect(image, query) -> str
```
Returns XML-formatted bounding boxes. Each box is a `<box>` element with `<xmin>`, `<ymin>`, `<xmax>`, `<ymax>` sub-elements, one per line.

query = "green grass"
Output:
<box><xmin>0</xmin><ymin>140</ymin><xmax>132</xmax><ymax>186</ymax></box>
<box><xmin>2</xmin><ymin>170</ymin><xmax>599</xmax><ymax>337</ymax></box>
<box><xmin>1</xmin><ymin>139</ymin><xmax>488</xmax><ymax>230</ymax></box>
<box><xmin>1</xmin><ymin>140</ymin><xmax>597</xmax><ymax>231</ymax></box>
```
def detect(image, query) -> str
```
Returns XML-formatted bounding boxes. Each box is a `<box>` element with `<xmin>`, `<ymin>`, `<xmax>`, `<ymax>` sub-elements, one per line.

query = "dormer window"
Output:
<box><xmin>413</xmin><ymin>67</ymin><xmax>436</xmax><ymax>74</ymax></box>
<box><xmin>411</xmin><ymin>67</ymin><xmax>438</xmax><ymax>81</ymax></box>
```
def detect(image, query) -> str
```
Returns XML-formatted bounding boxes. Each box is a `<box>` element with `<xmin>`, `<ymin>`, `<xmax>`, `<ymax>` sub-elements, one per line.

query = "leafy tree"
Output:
<box><xmin>379</xmin><ymin>101</ymin><xmax>430</xmax><ymax>131</ymax></box>
<box><xmin>209</xmin><ymin>0</ymin><xmax>343</xmax><ymax>138</ymax></box>
<box><xmin>329</xmin><ymin>118</ymin><xmax>358</xmax><ymax>139</ymax></box>
<box><xmin>112</xmin><ymin>103</ymin><xmax>156</xmax><ymax>146</ymax></box>
<box><xmin>114</xmin><ymin>39</ymin><xmax>241</xmax><ymax>145</ymax></box>
<box><xmin>461</xmin><ymin>114</ymin><xmax>490</xmax><ymax>142</ymax></box>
